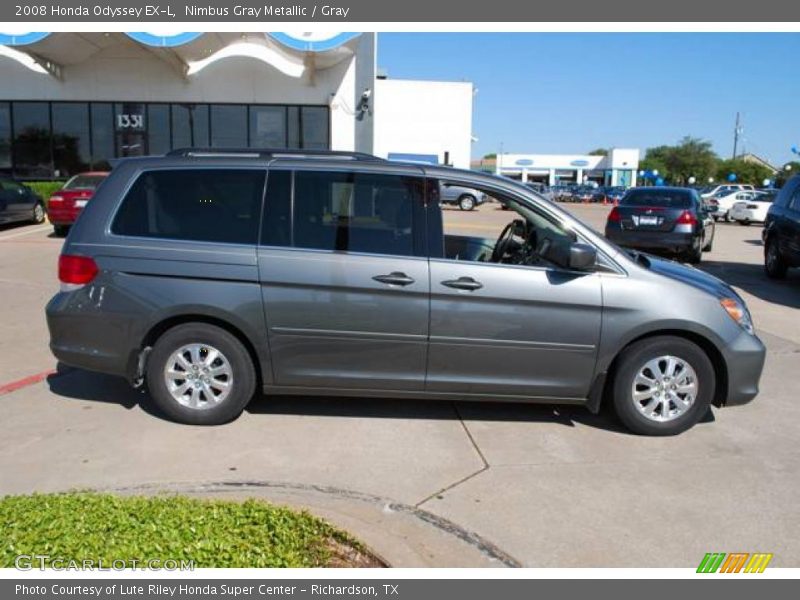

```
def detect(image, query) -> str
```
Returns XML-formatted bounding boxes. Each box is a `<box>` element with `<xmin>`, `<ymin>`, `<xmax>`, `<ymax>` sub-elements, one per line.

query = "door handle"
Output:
<box><xmin>372</xmin><ymin>272</ymin><xmax>415</xmax><ymax>286</ymax></box>
<box><xmin>441</xmin><ymin>276</ymin><xmax>483</xmax><ymax>291</ymax></box>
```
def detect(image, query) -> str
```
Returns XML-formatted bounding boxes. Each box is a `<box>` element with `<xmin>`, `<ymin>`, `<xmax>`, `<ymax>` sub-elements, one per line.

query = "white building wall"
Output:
<box><xmin>373</xmin><ymin>78</ymin><xmax>473</xmax><ymax>169</ymax></box>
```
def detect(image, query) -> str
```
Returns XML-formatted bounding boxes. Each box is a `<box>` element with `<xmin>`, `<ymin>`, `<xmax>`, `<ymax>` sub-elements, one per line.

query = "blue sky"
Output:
<box><xmin>377</xmin><ymin>33</ymin><xmax>800</xmax><ymax>165</ymax></box>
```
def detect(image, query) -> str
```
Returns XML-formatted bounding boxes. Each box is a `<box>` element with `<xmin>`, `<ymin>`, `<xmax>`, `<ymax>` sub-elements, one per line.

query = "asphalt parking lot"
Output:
<box><xmin>0</xmin><ymin>204</ymin><xmax>798</xmax><ymax>567</ymax></box>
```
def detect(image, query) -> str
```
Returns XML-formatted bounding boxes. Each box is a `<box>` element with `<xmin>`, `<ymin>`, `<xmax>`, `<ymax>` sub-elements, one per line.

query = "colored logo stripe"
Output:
<box><xmin>697</xmin><ymin>552</ymin><xmax>773</xmax><ymax>573</ymax></box>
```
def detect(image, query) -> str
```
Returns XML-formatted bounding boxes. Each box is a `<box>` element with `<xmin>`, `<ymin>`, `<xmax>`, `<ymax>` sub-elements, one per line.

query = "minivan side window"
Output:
<box><xmin>262</xmin><ymin>169</ymin><xmax>423</xmax><ymax>257</ymax></box>
<box><xmin>112</xmin><ymin>169</ymin><xmax>266</xmax><ymax>244</ymax></box>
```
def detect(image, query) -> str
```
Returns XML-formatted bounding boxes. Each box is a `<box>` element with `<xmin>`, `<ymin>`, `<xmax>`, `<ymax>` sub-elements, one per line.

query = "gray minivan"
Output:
<box><xmin>46</xmin><ymin>149</ymin><xmax>766</xmax><ymax>435</ymax></box>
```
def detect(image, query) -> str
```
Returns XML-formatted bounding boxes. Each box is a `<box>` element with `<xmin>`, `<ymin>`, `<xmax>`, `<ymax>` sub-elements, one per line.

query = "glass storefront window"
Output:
<box><xmin>12</xmin><ymin>102</ymin><xmax>51</xmax><ymax>178</ymax></box>
<box><xmin>171</xmin><ymin>104</ymin><xmax>209</xmax><ymax>148</ymax></box>
<box><xmin>90</xmin><ymin>103</ymin><xmax>114</xmax><ymax>171</ymax></box>
<box><xmin>287</xmin><ymin>106</ymin><xmax>300</xmax><ymax>149</ymax></box>
<box><xmin>210</xmin><ymin>105</ymin><xmax>247</xmax><ymax>147</ymax></box>
<box><xmin>301</xmin><ymin>107</ymin><xmax>329</xmax><ymax>150</ymax></box>
<box><xmin>52</xmin><ymin>103</ymin><xmax>91</xmax><ymax>177</ymax></box>
<box><xmin>249</xmin><ymin>106</ymin><xmax>286</xmax><ymax>148</ymax></box>
<box><xmin>148</xmin><ymin>104</ymin><xmax>170</xmax><ymax>155</ymax></box>
<box><xmin>1</xmin><ymin>101</ymin><xmax>329</xmax><ymax>178</ymax></box>
<box><xmin>0</xmin><ymin>103</ymin><xmax>10</xmax><ymax>172</ymax></box>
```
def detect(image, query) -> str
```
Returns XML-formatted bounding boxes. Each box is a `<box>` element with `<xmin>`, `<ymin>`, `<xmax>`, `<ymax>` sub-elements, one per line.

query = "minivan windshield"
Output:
<box><xmin>621</xmin><ymin>189</ymin><xmax>692</xmax><ymax>209</ymax></box>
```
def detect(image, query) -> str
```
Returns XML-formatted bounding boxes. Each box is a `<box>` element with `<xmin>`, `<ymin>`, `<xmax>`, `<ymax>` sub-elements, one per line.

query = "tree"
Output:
<box><xmin>587</xmin><ymin>148</ymin><xmax>608</xmax><ymax>156</ymax></box>
<box><xmin>776</xmin><ymin>161</ymin><xmax>800</xmax><ymax>187</ymax></box>
<box><xmin>715</xmin><ymin>159</ymin><xmax>773</xmax><ymax>186</ymax></box>
<box><xmin>640</xmin><ymin>137</ymin><xmax>718</xmax><ymax>184</ymax></box>
<box><xmin>483</xmin><ymin>153</ymin><xmax>497</xmax><ymax>159</ymax></box>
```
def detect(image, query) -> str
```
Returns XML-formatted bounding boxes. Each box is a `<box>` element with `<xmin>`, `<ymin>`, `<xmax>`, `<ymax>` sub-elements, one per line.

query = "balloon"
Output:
<box><xmin>763</xmin><ymin>178</ymin><xmax>772</xmax><ymax>187</ymax></box>
<box><xmin>708</xmin><ymin>177</ymin><xmax>714</xmax><ymax>183</ymax></box>
<box><xmin>792</xmin><ymin>145</ymin><xmax>798</xmax><ymax>155</ymax></box>
<box><xmin>727</xmin><ymin>173</ymin><xmax>737</xmax><ymax>182</ymax></box>
<box><xmin>652</xmin><ymin>169</ymin><xmax>659</xmax><ymax>176</ymax></box>
<box><xmin>655</xmin><ymin>177</ymin><xmax>664</xmax><ymax>186</ymax></box>
<box><xmin>688</xmin><ymin>176</ymin><xmax>696</xmax><ymax>185</ymax></box>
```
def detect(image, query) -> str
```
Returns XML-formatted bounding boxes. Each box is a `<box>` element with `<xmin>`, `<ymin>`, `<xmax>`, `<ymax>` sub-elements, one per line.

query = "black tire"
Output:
<box><xmin>458</xmin><ymin>195</ymin><xmax>476</xmax><ymax>211</ymax></box>
<box><xmin>53</xmin><ymin>224</ymin><xmax>69</xmax><ymax>237</ymax></box>
<box><xmin>684</xmin><ymin>240</ymin><xmax>703</xmax><ymax>264</ymax></box>
<box><xmin>145</xmin><ymin>323</ymin><xmax>256</xmax><ymax>425</ymax></box>
<box><xmin>31</xmin><ymin>202</ymin><xmax>46</xmax><ymax>224</ymax></box>
<box><xmin>764</xmin><ymin>237</ymin><xmax>788</xmax><ymax>279</ymax></box>
<box><xmin>611</xmin><ymin>336</ymin><xmax>714</xmax><ymax>436</ymax></box>
<box><xmin>739</xmin><ymin>219</ymin><xmax>751</xmax><ymax>226</ymax></box>
<box><xmin>724</xmin><ymin>211</ymin><xmax>733</xmax><ymax>223</ymax></box>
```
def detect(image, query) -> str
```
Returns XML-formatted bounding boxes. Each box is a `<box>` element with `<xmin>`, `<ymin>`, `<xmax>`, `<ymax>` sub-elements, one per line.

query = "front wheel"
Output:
<box><xmin>611</xmin><ymin>336</ymin><xmax>714</xmax><ymax>436</ymax></box>
<box><xmin>146</xmin><ymin>323</ymin><xmax>256</xmax><ymax>425</ymax></box>
<box><xmin>765</xmin><ymin>238</ymin><xmax>788</xmax><ymax>279</ymax></box>
<box><xmin>458</xmin><ymin>195</ymin><xmax>476</xmax><ymax>211</ymax></box>
<box><xmin>738</xmin><ymin>219</ymin><xmax>751</xmax><ymax>226</ymax></box>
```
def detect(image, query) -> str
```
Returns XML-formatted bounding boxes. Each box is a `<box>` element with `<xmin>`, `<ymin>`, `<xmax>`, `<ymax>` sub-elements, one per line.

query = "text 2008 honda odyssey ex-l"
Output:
<box><xmin>46</xmin><ymin>149</ymin><xmax>766</xmax><ymax>435</ymax></box>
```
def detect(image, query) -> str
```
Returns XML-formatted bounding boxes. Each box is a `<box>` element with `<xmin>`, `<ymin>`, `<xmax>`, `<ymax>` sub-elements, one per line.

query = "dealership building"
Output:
<box><xmin>473</xmin><ymin>149</ymin><xmax>641</xmax><ymax>187</ymax></box>
<box><xmin>0</xmin><ymin>32</ymin><xmax>474</xmax><ymax>179</ymax></box>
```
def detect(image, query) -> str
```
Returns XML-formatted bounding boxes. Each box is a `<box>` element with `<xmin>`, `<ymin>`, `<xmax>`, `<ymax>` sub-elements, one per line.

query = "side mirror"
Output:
<box><xmin>569</xmin><ymin>242</ymin><xmax>597</xmax><ymax>270</ymax></box>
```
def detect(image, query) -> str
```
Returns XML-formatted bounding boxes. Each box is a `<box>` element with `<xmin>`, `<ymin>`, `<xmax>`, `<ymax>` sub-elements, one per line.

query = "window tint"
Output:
<box><xmin>622</xmin><ymin>189</ymin><xmax>692</xmax><ymax>208</ymax></box>
<box><xmin>789</xmin><ymin>188</ymin><xmax>800</xmax><ymax>212</ymax></box>
<box><xmin>113</xmin><ymin>169</ymin><xmax>266</xmax><ymax>244</ymax></box>
<box><xmin>261</xmin><ymin>170</ymin><xmax>292</xmax><ymax>247</ymax></box>
<box><xmin>210</xmin><ymin>105</ymin><xmax>247</xmax><ymax>147</ymax></box>
<box><xmin>12</xmin><ymin>102</ymin><xmax>51</xmax><ymax>178</ymax></box>
<box><xmin>289</xmin><ymin>170</ymin><xmax>422</xmax><ymax>256</ymax></box>
<box><xmin>249</xmin><ymin>106</ymin><xmax>286</xmax><ymax>147</ymax></box>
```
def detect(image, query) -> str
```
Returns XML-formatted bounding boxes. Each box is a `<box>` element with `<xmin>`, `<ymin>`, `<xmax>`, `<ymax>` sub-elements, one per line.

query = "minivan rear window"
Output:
<box><xmin>112</xmin><ymin>169</ymin><xmax>266</xmax><ymax>244</ymax></box>
<box><xmin>621</xmin><ymin>189</ymin><xmax>692</xmax><ymax>208</ymax></box>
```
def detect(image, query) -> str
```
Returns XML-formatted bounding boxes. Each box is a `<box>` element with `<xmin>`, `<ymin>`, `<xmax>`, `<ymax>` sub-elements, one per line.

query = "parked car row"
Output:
<box><xmin>0</xmin><ymin>172</ymin><xmax>109</xmax><ymax>236</ymax></box>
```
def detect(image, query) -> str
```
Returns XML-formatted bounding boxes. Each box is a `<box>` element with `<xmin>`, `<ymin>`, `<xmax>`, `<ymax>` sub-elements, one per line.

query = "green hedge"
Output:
<box><xmin>24</xmin><ymin>181</ymin><xmax>65</xmax><ymax>202</ymax></box>
<box><xmin>0</xmin><ymin>492</ymin><xmax>372</xmax><ymax>568</ymax></box>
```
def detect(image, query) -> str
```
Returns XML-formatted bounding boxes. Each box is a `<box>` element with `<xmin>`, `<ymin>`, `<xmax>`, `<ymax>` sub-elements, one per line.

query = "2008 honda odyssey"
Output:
<box><xmin>46</xmin><ymin>149</ymin><xmax>766</xmax><ymax>435</ymax></box>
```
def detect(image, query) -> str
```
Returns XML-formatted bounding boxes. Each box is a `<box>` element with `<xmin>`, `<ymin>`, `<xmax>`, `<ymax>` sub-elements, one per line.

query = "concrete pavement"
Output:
<box><xmin>0</xmin><ymin>206</ymin><xmax>798</xmax><ymax>567</ymax></box>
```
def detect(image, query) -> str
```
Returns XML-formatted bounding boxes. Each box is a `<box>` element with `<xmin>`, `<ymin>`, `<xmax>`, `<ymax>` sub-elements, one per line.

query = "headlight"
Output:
<box><xmin>720</xmin><ymin>297</ymin><xmax>754</xmax><ymax>334</ymax></box>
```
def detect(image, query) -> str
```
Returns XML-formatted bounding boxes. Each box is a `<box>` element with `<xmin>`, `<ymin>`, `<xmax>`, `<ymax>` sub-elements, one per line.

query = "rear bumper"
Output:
<box><xmin>47</xmin><ymin>207</ymin><xmax>81</xmax><ymax>225</ymax></box>
<box><xmin>46</xmin><ymin>291</ymin><xmax>133</xmax><ymax>378</ymax></box>
<box><xmin>605</xmin><ymin>228</ymin><xmax>696</xmax><ymax>253</ymax></box>
<box><xmin>721</xmin><ymin>330</ymin><xmax>767</xmax><ymax>406</ymax></box>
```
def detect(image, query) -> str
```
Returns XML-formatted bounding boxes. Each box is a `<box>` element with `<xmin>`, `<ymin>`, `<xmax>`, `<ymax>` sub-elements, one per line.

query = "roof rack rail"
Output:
<box><xmin>166</xmin><ymin>148</ymin><xmax>384</xmax><ymax>161</ymax></box>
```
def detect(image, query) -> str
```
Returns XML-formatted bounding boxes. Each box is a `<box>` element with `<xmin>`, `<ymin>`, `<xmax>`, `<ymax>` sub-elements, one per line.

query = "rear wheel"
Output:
<box><xmin>765</xmin><ymin>238</ymin><xmax>788</xmax><ymax>279</ymax></box>
<box><xmin>458</xmin><ymin>195</ymin><xmax>476</xmax><ymax>211</ymax></box>
<box><xmin>31</xmin><ymin>202</ymin><xmax>45</xmax><ymax>224</ymax></box>
<box><xmin>611</xmin><ymin>336</ymin><xmax>714</xmax><ymax>436</ymax></box>
<box><xmin>146</xmin><ymin>323</ymin><xmax>256</xmax><ymax>425</ymax></box>
<box><xmin>739</xmin><ymin>219</ymin><xmax>751</xmax><ymax>226</ymax></box>
<box><xmin>53</xmin><ymin>224</ymin><xmax>69</xmax><ymax>237</ymax></box>
<box><xmin>724</xmin><ymin>211</ymin><xmax>733</xmax><ymax>223</ymax></box>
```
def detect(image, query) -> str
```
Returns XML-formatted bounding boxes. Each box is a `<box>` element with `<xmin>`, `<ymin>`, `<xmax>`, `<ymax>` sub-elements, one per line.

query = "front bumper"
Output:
<box><xmin>721</xmin><ymin>330</ymin><xmax>767</xmax><ymax>406</ymax></box>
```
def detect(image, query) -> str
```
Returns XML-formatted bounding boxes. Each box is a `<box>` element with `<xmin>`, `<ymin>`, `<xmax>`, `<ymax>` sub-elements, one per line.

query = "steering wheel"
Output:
<box><xmin>492</xmin><ymin>219</ymin><xmax>526</xmax><ymax>262</ymax></box>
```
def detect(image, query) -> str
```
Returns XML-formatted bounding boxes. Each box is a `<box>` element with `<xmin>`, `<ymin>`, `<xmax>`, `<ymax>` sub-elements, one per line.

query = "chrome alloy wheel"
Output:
<box><xmin>164</xmin><ymin>344</ymin><xmax>233</xmax><ymax>410</ymax></box>
<box><xmin>631</xmin><ymin>355</ymin><xmax>698</xmax><ymax>422</ymax></box>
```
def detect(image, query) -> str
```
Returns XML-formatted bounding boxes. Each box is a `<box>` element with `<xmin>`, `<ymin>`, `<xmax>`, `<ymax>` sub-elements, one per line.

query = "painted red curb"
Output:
<box><xmin>0</xmin><ymin>369</ymin><xmax>57</xmax><ymax>396</ymax></box>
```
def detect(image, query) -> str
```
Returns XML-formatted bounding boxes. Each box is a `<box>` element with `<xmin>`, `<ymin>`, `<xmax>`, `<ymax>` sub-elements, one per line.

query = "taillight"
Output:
<box><xmin>58</xmin><ymin>255</ymin><xmax>98</xmax><ymax>289</ymax></box>
<box><xmin>49</xmin><ymin>195</ymin><xmax>64</xmax><ymax>203</ymax></box>
<box><xmin>607</xmin><ymin>206</ymin><xmax>621</xmax><ymax>223</ymax></box>
<box><xmin>676</xmin><ymin>210</ymin><xmax>697</xmax><ymax>225</ymax></box>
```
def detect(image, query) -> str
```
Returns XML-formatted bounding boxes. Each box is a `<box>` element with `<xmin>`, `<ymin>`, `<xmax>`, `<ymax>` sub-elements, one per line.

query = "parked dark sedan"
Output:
<box><xmin>605</xmin><ymin>187</ymin><xmax>715</xmax><ymax>264</ymax></box>
<box><xmin>762</xmin><ymin>175</ymin><xmax>800</xmax><ymax>279</ymax></box>
<box><xmin>0</xmin><ymin>178</ymin><xmax>46</xmax><ymax>227</ymax></box>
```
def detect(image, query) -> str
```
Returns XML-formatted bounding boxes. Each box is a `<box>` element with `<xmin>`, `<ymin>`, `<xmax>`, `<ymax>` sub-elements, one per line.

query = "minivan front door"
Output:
<box><xmin>426</xmin><ymin>184</ymin><xmax>603</xmax><ymax>400</ymax></box>
<box><xmin>258</xmin><ymin>166</ymin><xmax>430</xmax><ymax>391</ymax></box>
